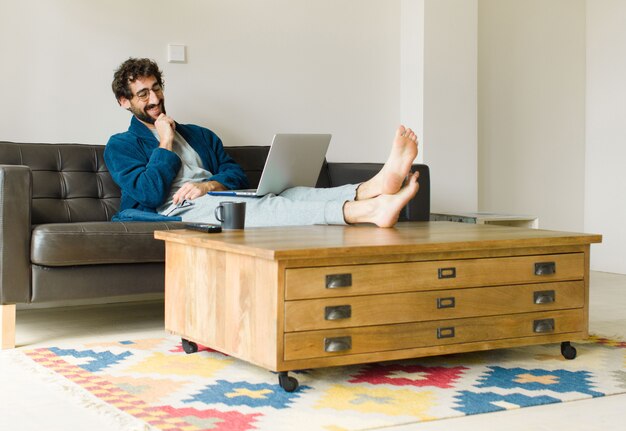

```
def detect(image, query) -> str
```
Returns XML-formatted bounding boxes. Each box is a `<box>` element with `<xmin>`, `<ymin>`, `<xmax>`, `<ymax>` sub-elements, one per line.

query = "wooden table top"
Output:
<box><xmin>154</xmin><ymin>222</ymin><xmax>602</xmax><ymax>261</ymax></box>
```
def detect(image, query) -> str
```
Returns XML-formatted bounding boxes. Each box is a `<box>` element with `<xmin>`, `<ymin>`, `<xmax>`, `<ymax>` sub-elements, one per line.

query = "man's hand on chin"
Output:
<box><xmin>172</xmin><ymin>181</ymin><xmax>227</xmax><ymax>204</ymax></box>
<box><xmin>155</xmin><ymin>114</ymin><xmax>176</xmax><ymax>151</ymax></box>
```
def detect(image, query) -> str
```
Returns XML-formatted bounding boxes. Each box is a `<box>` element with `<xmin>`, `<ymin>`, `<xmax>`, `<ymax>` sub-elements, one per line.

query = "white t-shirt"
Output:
<box><xmin>152</xmin><ymin>129</ymin><xmax>213</xmax><ymax>213</ymax></box>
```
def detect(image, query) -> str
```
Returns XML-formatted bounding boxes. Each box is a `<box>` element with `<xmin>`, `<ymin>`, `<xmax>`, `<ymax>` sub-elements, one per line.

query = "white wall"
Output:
<box><xmin>586</xmin><ymin>0</ymin><xmax>626</xmax><ymax>273</ymax></box>
<box><xmin>0</xmin><ymin>0</ymin><xmax>402</xmax><ymax>164</ymax></box>
<box><xmin>477</xmin><ymin>0</ymin><xmax>587</xmax><ymax>232</ymax></box>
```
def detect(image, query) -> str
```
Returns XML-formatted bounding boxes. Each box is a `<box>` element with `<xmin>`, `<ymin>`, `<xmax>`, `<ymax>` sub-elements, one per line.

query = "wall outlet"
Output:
<box><xmin>167</xmin><ymin>44</ymin><xmax>186</xmax><ymax>63</ymax></box>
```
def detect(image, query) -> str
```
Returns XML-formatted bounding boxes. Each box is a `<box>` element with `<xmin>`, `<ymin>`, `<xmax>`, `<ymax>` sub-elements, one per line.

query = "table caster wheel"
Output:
<box><xmin>182</xmin><ymin>338</ymin><xmax>198</xmax><ymax>354</ymax></box>
<box><xmin>278</xmin><ymin>372</ymin><xmax>299</xmax><ymax>392</ymax></box>
<box><xmin>561</xmin><ymin>341</ymin><xmax>576</xmax><ymax>360</ymax></box>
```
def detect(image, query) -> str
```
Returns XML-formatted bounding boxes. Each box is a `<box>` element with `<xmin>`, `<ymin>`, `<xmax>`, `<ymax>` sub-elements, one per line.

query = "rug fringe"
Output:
<box><xmin>6</xmin><ymin>350</ymin><xmax>155</xmax><ymax>431</ymax></box>
<box><xmin>589</xmin><ymin>333</ymin><xmax>626</xmax><ymax>346</ymax></box>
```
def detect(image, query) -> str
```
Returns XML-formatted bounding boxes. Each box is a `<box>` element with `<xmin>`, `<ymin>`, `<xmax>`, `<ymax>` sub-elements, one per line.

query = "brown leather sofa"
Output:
<box><xmin>0</xmin><ymin>142</ymin><xmax>430</xmax><ymax>348</ymax></box>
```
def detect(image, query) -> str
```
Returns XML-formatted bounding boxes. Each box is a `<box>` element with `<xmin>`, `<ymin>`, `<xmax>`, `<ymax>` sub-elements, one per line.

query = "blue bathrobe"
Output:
<box><xmin>104</xmin><ymin>116</ymin><xmax>248</xmax><ymax>220</ymax></box>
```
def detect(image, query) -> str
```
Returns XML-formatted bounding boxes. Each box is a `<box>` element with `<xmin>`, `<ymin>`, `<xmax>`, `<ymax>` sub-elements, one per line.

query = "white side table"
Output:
<box><xmin>430</xmin><ymin>212</ymin><xmax>539</xmax><ymax>229</ymax></box>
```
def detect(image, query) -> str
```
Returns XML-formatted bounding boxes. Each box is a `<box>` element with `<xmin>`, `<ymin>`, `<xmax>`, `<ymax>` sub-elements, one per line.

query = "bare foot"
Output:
<box><xmin>357</xmin><ymin>125</ymin><xmax>418</xmax><ymax>200</ymax></box>
<box><xmin>345</xmin><ymin>171</ymin><xmax>420</xmax><ymax>227</ymax></box>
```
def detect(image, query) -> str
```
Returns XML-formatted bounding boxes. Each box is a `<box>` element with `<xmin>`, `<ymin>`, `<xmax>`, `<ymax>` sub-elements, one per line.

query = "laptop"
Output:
<box><xmin>208</xmin><ymin>133</ymin><xmax>331</xmax><ymax>197</ymax></box>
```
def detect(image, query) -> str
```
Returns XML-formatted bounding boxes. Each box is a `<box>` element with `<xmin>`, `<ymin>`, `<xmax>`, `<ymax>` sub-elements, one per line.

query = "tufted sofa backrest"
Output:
<box><xmin>0</xmin><ymin>142</ymin><xmax>121</xmax><ymax>224</ymax></box>
<box><xmin>0</xmin><ymin>142</ymin><xmax>300</xmax><ymax>226</ymax></box>
<box><xmin>0</xmin><ymin>141</ymin><xmax>422</xmax><ymax>225</ymax></box>
<box><xmin>0</xmin><ymin>142</ymin><xmax>313</xmax><ymax>226</ymax></box>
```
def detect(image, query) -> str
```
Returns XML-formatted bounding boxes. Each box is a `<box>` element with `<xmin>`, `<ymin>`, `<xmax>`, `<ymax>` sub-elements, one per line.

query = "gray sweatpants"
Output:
<box><xmin>161</xmin><ymin>184</ymin><xmax>359</xmax><ymax>227</ymax></box>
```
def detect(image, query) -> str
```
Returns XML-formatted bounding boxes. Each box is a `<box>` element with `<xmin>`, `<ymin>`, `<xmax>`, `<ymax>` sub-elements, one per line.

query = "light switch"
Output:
<box><xmin>167</xmin><ymin>44</ymin><xmax>186</xmax><ymax>63</ymax></box>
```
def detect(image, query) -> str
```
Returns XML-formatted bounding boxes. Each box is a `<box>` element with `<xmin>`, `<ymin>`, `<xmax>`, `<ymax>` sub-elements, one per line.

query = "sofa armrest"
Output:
<box><xmin>323</xmin><ymin>163</ymin><xmax>430</xmax><ymax>222</ymax></box>
<box><xmin>0</xmin><ymin>165</ymin><xmax>32</xmax><ymax>303</ymax></box>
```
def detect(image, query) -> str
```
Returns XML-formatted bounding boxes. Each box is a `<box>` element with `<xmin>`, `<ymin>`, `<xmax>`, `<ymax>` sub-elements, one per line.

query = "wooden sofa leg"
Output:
<box><xmin>1</xmin><ymin>304</ymin><xmax>16</xmax><ymax>349</ymax></box>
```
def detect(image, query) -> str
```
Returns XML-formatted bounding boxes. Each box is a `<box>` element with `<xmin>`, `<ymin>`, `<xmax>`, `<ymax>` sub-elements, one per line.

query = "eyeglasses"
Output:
<box><xmin>134</xmin><ymin>84</ymin><xmax>163</xmax><ymax>101</ymax></box>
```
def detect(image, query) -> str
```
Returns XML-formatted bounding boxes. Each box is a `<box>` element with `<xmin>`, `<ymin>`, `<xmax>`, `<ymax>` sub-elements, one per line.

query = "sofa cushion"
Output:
<box><xmin>31</xmin><ymin>221</ymin><xmax>184</xmax><ymax>266</ymax></box>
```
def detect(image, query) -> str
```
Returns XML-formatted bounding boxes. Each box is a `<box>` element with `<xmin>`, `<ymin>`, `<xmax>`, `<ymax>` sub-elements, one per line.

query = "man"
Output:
<box><xmin>105</xmin><ymin>58</ymin><xmax>419</xmax><ymax>228</ymax></box>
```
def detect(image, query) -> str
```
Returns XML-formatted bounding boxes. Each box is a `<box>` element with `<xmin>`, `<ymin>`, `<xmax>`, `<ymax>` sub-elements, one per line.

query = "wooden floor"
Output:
<box><xmin>1</xmin><ymin>271</ymin><xmax>624</xmax><ymax>431</ymax></box>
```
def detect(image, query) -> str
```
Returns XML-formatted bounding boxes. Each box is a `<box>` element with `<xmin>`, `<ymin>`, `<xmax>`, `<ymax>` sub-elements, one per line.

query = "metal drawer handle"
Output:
<box><xmin>324</xmin><ymin>305</ymin><xmax>352</xmax><ymax>320</ymax></box>
<box><xmin>326</xmin><ymin>273</ymin><xmax>352</xmax><ymax>289</ymax></box>
<box><xmin>437</xmin><ymin>327</ymin><xmax>455</xmax><ymax>339</ymax></box>
<box><xmin>324</xmin><ymin>336</ymin><xmax>352</xmax><ymax>352</ymax></box>
<box><xmin>533</xmin><ymin>318</ymin><xmax>555</xmax><ymax>333</ymax></box>
<box><xmin>535</xmin><ymin>262</ymin><xmax>556</xmax><ymax>276</ymax></box>
<box><xmin>437</xmin><ymin>297</ymin><xmax>456</xmax><ymax>309</ymax></box>
<box><xmin>438</xmin><ymin>267</ymin><xmax>456</xmax><ymax>279</ymax></box>
<box><xmin>534</xmin><ymin>290</ymin><xmax>556</xmax><ymax>304</ymax></box>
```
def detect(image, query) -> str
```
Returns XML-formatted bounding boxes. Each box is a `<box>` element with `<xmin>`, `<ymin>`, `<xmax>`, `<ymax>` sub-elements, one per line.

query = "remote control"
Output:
<box><xmin>184</xmin><ymin>223</ymin><xmax>222</xmax><ymax>233</ymax></box>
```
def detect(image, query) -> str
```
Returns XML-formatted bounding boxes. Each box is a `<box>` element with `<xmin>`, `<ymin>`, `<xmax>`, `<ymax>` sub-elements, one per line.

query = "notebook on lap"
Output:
<box><xmin>208</xmin><ymin>133</ymin><xmax>331</xmax><ymax>197</ymax></box>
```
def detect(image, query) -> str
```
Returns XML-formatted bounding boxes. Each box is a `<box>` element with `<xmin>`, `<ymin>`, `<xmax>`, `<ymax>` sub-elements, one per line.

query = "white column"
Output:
<box><xmin>401</xmin><ymin>0</ymin><xmax>424</xmax><ymax>163</ymax></box>
<box><xmin>422</xmin><ymin>0</ymin><xmax>478</xmax><ymax>213</ymax></box>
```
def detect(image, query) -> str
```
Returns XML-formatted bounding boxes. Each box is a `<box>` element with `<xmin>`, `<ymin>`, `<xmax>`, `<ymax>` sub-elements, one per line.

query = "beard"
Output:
<box><xmin>129</xmin><ymin>100</ymin><xmax>166</xmax><ymax>125</ymax></box>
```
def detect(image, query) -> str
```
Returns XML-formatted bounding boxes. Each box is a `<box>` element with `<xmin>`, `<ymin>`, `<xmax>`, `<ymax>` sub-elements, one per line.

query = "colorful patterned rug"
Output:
<box><xmin>15</xmin><ymin>335</ymin><xmax>626</xmax><ymax>430</ymax></box>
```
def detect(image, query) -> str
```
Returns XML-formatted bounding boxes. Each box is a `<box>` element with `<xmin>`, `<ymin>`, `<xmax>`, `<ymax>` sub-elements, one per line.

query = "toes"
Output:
<box><xmin>406</xmin><ymin>129</ymin><xmax>417</xmax><ymax>142</ymax></box>
<box><xmin>400</xmin><ymin>127</ymin><xmax>417</xmax><ymax>143</ymax></box>
<box><xmin>404</xmin><ymin>171</ymin><xmax>419</xmax><ymax>188</ymax></box>
<box><xmin>395</xmin><ymin>125</ymin><xmax>419</xmax><ymax>144</ymax></box>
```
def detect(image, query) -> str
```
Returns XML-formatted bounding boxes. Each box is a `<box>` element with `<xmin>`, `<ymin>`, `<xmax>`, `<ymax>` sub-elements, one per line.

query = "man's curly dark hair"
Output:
<box><xmin>112</xmin><ymin>58</ymin><xmax>164</xmax><ymax>103</ymax></box>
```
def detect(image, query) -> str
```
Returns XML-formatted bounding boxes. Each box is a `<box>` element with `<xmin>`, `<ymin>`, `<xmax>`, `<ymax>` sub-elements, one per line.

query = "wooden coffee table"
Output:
<box><xmin>155</xmin><ymin>222</ymin><xmax>601</xmax><ymax>391</ymax></box>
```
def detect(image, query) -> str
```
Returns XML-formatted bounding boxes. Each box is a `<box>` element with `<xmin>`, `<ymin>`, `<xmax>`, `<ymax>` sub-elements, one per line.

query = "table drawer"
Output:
<box><xmin>283</xmin><ymin>309</ymin><xmax>584</xmax><ymax>361</ymax></box>
<box><xmin>284</xmin><ymin>281</ymin><xmax>584</xmax><ymax>332</ymax></box>
<box><xmin>285</xmin><ymin>253</ymin><xmax>584</xmax><ymax>300</ymax></box>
